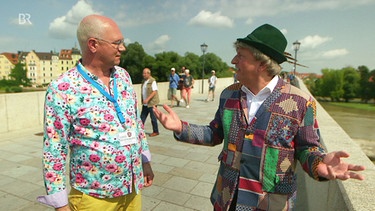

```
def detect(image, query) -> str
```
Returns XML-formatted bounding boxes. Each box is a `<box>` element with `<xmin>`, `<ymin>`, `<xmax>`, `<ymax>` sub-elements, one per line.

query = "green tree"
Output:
<box><xmin>118</xmin><ymin>42</ymin><xmax>230</xmax><ymax>84</ymax></box>
<box><xmin>0</xmin><ymin>78</ymin><xmax>18</xmax><ymax>88</ymax></box>
<box><xmin>9</xmin><ymin>62</ymin><xmax>31</xmax><ymax>86</ymax></box>
<box><xmin>358</xmin><ymin>65</ymin><xmax>372</xmax><ymax>103</ymax></box>
<box><xmin>120</xmin><ymin>42</ymin><xmax>149</xmax><ymax>84</ymax></box>
<box><xmin>342</xmin><ymin>66</ymin><xmax>360</xmax><ymax>102</ymax></box>
<box><xmin>152</xmin><ymin>51</ymin><xmax>182</xmax><ymax>81</ymax></box>
<box><xmin>199</xmin><ymin>53</ymin><xmax>230</xmax><ymax>78</ymax></box>
<box><xmin>303</xmin><ymin>73</ymin><xmax>319</xmax><ymax>95</ymax></box>
<box><xmin>314</xmin><ymin>77</ymin><xmax>323</xmax><ymax>96</ymax></box>
<box><xmin>319</xmin><ymin>68</ymin><xmax>344</xmax><ymax>101</ymax></box>
<box><xmin>179</xmin><ymin>52</ymin><xmax>201</xmax><ymax>78</ymax></box>
<box><xmin>369</xmin><ymin>69</ymin><xmax>375</xmax><ymax>101</ymax></box>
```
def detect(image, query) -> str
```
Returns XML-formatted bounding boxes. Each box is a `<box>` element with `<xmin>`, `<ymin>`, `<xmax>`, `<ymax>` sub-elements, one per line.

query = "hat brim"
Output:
<box><xmin>237</xmin><ymin>38</ymin><xmax>287</xmax><ymax>64</ymax></box>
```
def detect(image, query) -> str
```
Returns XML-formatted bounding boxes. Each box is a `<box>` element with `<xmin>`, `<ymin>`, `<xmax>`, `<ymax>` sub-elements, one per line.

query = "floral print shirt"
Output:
<box><xmin>38</xmin><ymin>63</ymin><xmax>151</xmax><ymax>207</ymax></box>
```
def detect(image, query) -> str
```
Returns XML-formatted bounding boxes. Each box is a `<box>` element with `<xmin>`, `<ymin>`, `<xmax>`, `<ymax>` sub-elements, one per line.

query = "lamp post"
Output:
<box><xmin>200</xmin><ymin>43</ymin><xmax>208</xmax><ymax>94</ymax></box>
<box><xmin>293</xmin><ymin>40</ymin><xmax>301</xmax><ymax>76</ymax></box>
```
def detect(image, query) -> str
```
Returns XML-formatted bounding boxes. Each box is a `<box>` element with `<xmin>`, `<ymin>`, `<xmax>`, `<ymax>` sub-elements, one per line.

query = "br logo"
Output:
<box><xmin>19</xmin><ymin>13</ymin><xmax>32</xmax><ymax>25</ymax></box>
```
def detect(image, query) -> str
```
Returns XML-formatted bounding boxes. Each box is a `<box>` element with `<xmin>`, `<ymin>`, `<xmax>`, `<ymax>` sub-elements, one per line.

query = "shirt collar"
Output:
<box><xmin>77</xmin><ymin>60</ymin><xmax>116</xmax><ymax>80</ymax></box>
<box><xmin>241</xmin><ymin>76</ymin><xmax>279</xmax><ymax>98</ymax></box>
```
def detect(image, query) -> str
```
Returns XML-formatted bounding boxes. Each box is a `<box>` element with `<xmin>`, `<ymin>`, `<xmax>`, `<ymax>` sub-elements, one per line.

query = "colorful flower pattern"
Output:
<box><xmin>42</xmin><ymin>63</ymin><xmax>149</xmax><ymax>198</ymax></box>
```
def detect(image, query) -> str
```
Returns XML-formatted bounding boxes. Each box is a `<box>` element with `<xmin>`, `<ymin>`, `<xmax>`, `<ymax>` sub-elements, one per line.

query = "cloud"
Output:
<box><xmin>124</xmin><ymin>38</ymin><xmax>132</xmax><ymax>46</ymax></box>
<box><xmin>245</xmin><ymin>18</ymin><xmax>253</xmax><ymax>25</ymax></box>
<box><xmin>188</xmin><ymin>10</ymin><xmax>234</xmax><ymax>28</ymax></box>
<box><xmin>322</xmin><ymin>48</ymin><xmax>349</xmax><ymax>58</ymax></box>
<box><xmin>280</xmin><ymin>28</ymin><xmax>288</xmax><ymax>35</ymax></box>
<box><xmin>217</xmin><ymin>0</ymin><xmax>375</xmax><ymax>25</ymax></box>
<box><xmin>299</xmin><ymin>35</ymin><xmax>332</xmax><ymax>49</ymax></box>
<box><xmin>149</xmin><ymin>35</ymin><xmax>171</xmax><ymax>52</ymax></box>
<box><xmin>48</xmin><ymin>0</ymin><xmax>100</xmax><ymax>39</ymax></box>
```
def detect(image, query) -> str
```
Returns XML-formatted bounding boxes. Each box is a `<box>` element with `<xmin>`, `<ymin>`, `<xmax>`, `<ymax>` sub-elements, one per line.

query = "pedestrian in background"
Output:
<box><xmin>38</xmin><ymin>14</ymin><xmax>154</xmax><ymax>211</ymax></box>
<box><xmin>154</xmin><ymin>23</ymin><xmax>365</xmax><ymax>210</ymax></box>
<box><xmin>181</xmin><ymin>69</ymin><xmax>194</xmax><ymax>108</ymax></box>
<box><xmin>206</xmin><ymin>70</ymin><xmax>217</xmax><ymax>101</ymax></box>
<box><xmin>168</xmin><ymin>67</ymin><xmax>180</xmax><ymax>107</ymax></box>
<box><xmin>141</xmin><ymin>68</ymin><xmax>160</xmax><ymax>137</ymax></box>
<box><xmin>178</xmin><ymin>66</ymin><xmax>186</xmax><ymax>105</ymax></box>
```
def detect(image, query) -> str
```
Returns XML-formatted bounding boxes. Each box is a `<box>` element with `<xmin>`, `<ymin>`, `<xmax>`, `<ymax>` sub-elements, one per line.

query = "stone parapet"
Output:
<box><xmin>296</xmin><ymin>78</ymin><xmax>375</xmax><ymax>211</ymax></box>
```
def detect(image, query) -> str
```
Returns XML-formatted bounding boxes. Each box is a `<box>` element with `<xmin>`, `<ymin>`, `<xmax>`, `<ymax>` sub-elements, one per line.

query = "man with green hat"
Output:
<box><xmin>153</xmin><ymin>24</ymin><xmax>365</xmax><ymax>210</ymax></box>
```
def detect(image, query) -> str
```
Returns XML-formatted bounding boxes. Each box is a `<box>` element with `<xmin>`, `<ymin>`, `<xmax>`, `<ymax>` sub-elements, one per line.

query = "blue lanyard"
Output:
<box><xmin>76</xmin><ymin>64</ymin><xmax>125</xmax><ymax>124</ymax></box>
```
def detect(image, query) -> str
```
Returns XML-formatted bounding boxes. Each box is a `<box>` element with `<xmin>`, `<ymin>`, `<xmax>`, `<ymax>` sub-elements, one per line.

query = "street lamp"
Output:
<box><xmin>293</xmin><ymin>40</ymin><xmax>301</xmax><ymax>76</ymax></box>
<box><xmin>200</xmin><ymin>43</ymin><xmax>208</xmax><ymax>94</ymax></box>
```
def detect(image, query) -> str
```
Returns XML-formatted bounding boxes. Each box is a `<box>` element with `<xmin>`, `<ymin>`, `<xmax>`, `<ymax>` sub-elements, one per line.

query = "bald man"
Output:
<box><xmin>38</xmin><ymin>14</ymin><xmax>154</xmax><ymax>211</ymax></box>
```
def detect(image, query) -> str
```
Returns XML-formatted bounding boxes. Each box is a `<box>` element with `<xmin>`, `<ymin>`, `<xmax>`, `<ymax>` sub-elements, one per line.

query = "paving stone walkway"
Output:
<box><xmin>0</xmin><ymin>92</ymin><xmax>221</xmax><ymax>211</ymax></box>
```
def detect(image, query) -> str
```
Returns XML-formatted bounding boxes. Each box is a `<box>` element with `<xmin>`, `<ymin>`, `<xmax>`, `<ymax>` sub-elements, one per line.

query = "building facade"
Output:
<box><xmin>58</xmin><ymin>47</ymin><xmax>81</xmax><ymax>76</ymax></box>
<box><xmin>12</xmin><ymin>47</ymin><xmax>81</xmax><ymax>86</ymax></box>
<box><xmin>0</xmin><ymin>52</ymin><xmax>18</xmax><ymax>80</ymax></box>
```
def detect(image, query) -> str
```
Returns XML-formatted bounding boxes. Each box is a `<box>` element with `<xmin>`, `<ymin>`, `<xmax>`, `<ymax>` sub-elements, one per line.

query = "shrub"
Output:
<box><xmin>5</xmin><ymin>86</ymin><xmax>23</xmax><ymax>93</ymax></box>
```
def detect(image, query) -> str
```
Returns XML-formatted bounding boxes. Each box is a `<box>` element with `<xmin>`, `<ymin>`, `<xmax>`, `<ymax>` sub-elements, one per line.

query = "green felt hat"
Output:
<box><xmin>237</xmin><ymin>24</ymin><xmax>287</xmax><ymax>64</ymax></box>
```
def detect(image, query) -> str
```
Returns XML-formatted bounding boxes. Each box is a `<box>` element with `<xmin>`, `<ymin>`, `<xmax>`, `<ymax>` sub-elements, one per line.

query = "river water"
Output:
<box><xmin>319</xmin><ymin>102</ymin><xmax>375</xmax><ymax>141</ymax></box>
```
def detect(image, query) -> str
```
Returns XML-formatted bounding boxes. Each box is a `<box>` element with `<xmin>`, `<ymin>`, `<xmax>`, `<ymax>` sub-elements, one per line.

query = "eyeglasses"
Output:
<box><xmin>95</xmin><ymin>38</ymin><xmax>126</xmax><ymax>50</ymax></box>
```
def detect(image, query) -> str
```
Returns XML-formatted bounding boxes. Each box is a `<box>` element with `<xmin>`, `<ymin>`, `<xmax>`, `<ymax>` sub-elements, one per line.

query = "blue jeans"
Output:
<box><xmin>141</xmin><ymin>105</ymin><xmax>159</xmax><ymax>133</ymax></box>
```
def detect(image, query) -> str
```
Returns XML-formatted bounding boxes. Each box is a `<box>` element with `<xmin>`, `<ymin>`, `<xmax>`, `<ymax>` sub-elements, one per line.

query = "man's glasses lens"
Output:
<box><xmin>96</xmin><ymin>38</ymin><xmax>125</xmax><ymax>49</ymax></box>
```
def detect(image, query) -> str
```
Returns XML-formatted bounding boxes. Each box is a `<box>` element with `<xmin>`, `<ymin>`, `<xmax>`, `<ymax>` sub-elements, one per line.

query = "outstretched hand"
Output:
<box><xmin>317</xmin><ymin>151</ymin><xmax>365</xmax><ymax>180</ymax></box>
<box><xmin>153</xmin><ymin>104</ymin><xmax>182</xmax><ymax>133</ymax></box>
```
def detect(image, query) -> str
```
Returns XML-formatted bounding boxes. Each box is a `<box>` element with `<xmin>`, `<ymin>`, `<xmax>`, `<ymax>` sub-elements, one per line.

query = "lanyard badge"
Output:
<box><xmin>76</xmin><ymin>64</ymin><xmax>125</xmax><ymax>124</ymax></box>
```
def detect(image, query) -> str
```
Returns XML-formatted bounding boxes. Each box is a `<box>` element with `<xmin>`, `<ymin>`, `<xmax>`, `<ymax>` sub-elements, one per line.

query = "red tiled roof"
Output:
<box><xmin>1</xmin><ymin>52</ymin><xmax>19</xmax><ymax>65</ymax></box>
<box><xmin>59</xmin><ymin>49</ymin><xmax>72</xmax><ymax>60</ymax></box>
<box><xmin>59</xmin><ymin>48</ymin><xmax>81</xmax><ymax>60</ymax></box>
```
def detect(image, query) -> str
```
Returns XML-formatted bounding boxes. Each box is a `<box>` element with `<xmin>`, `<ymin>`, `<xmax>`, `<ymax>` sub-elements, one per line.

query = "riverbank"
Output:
<box><xmin>319</xmin><ymin>101</ymin><xmax>375</xmax><ymax>163</ymax></box>
<box><xmin>353</xmin><ymin>139</ymin><xmax>375</xmax><ymax>162</ymax></box>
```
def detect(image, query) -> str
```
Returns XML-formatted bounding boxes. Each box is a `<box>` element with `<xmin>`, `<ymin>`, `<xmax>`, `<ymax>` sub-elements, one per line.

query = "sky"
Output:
<box><xmin>1</xmin><ymin>0</ymin><xmax>375</xmax><ymax>74</ymax></box>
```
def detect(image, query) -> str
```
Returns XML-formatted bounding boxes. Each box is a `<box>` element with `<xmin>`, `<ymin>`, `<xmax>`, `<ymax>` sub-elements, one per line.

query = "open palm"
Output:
<box><xmin>317</xmin><ymin>151</ymin><xmax>365</xmax><ymax>180</ymax></box>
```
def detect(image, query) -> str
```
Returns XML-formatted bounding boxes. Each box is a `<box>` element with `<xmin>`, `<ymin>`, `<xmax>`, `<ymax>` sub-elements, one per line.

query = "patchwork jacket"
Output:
<box><xmin>176</xmin><ymin>77</ymin><xmax>326</xmax><ymax>211</ymax></box>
